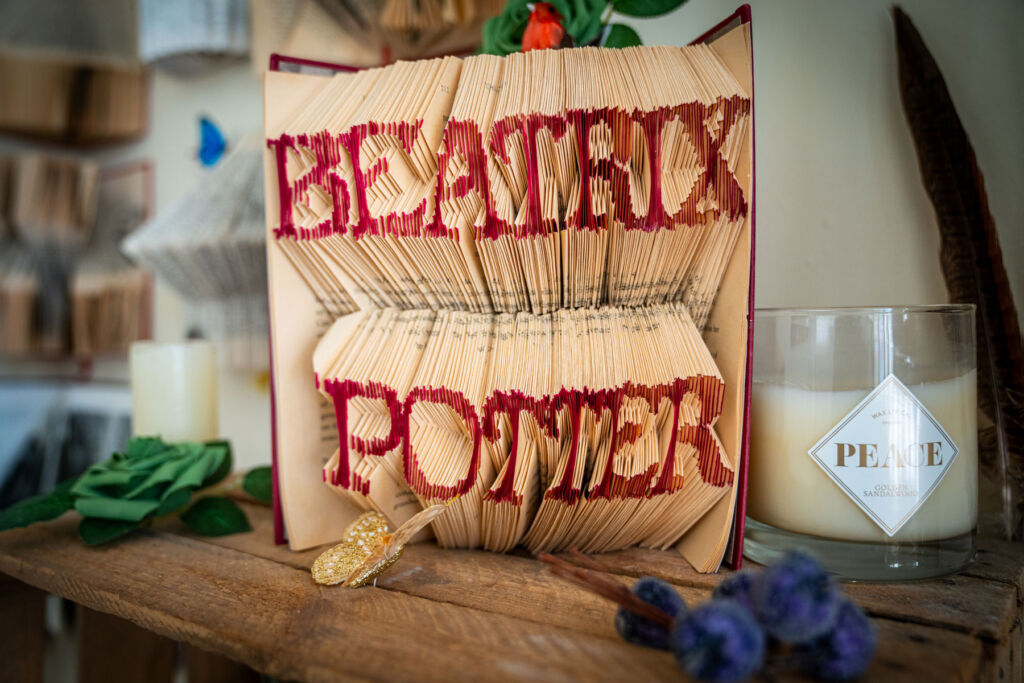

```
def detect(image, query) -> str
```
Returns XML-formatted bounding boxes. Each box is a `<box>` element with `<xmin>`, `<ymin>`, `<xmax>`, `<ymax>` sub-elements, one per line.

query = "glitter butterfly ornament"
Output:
<box><xmin>312</xmin><ymin>504</ymin><xmax>448</xmax><ymax>587</ymax></box>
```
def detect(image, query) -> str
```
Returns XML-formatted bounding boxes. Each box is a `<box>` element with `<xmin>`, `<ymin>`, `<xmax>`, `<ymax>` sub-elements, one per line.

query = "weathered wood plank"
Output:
<box><xmin>174</xmin><ymin>507</ymin><xmax>991</xmax><ymax>681</ymax></box>
<box><xmin>188</xmin><ymin>503</ymin><xmax>1024</xmax><ymax>644</ymax></box>
<box><xmin>0</xmin><ymin>506</ymin><xmax>1013</xmax><ymax>682</ymax></box>
<box><xmin>568</xmin><ymin>545</ymin><xmax>1021</xmax><ymax>642</ymax></box>
<box><xmin>0</xmin><ymin>574</ymin><xmax>44</xmax><ymax>683</ymax></box>
<box><xmin>965</xmin><ymin>538</ymin><xmax>1024</xmax><ymax>599</ymax></box>
<box><xmin>77</xmin><ymin>606</ymin><xmax>177</xmax><ymax>683</ymax></box>
<box><xmin>983</xmin><ymin>620</ymin><xmax>1023</xmax><ymax>682</ymax></box>
<box><xmin>185</xmin><ymin>645</ymin><xmax>261</xmax><ymax>683</ymax></box>
<box><xmin>170</xmin><ymin>503</ymin><xmax>322</xmax><ymax>569</ymax></box>
<box><xmin>872</xmin><ymin>620</ymin><xmax>984</xmax><ymax>681</ymax></box>
<box><xmin>376</xmin><ymin>552</ymin><xmax>988</xmax><ymax>683</ymax></box>
<box><xmin>0</xmin><ymin>517</ymin><xmax>681</xmax><ymax>683</ymax></box>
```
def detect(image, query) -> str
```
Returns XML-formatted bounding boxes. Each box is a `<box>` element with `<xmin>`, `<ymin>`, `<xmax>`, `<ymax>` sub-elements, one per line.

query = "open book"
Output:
<box><xmin>264</xmin><ymin>9</ymin><xmax>754</xmax><ymax>572</ymax></box>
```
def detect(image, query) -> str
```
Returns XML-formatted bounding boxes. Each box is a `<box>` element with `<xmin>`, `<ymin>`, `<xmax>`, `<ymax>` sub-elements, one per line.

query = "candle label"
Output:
<box><xmin>808</xmin><ymin>374</ymin><xmax>959</xmax><ymax>537</ymax></box>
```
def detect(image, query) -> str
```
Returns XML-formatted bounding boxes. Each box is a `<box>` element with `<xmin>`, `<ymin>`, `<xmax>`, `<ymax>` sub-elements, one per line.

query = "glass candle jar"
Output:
<box><xmin>744</xmin><ymin>306</ymin><xmax>977</xmax><ymax>580</ymax></box>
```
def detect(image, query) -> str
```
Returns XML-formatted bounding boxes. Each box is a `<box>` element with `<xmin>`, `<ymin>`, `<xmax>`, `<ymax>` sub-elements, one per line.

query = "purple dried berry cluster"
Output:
<box><xmin>614</xmin><ymin>550</ymin><xmax>876</xmax><ymax>682</ymax></box>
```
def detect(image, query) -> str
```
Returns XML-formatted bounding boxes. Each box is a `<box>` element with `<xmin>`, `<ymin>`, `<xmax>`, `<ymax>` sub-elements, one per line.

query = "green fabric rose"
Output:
<box><xmin>0</xmin><ymin>437</ymin><xmax>257</xmax><ymax>545</ymax></box>
<box><xmin>70</xmin><ymin>437</ymin><xmax>233</xmax><ymax>543</ymax></box>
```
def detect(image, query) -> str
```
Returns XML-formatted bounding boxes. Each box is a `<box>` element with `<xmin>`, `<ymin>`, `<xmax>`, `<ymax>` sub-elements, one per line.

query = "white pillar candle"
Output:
<box><xmin>130</xmin><ymin>341</ymin><xmax>218</xmax><ymax>442</ymax></box>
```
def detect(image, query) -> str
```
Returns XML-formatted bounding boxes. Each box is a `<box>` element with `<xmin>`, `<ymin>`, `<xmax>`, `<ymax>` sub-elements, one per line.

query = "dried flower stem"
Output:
<box><xmin>538</xmin><ymin>553</ymin><xmax>675</xmax><ymax>629</ymax></box>
<box><xmin>566</xmin><ymin>547</ymin><xmax>616</xmax><ymax>573</ymax></box>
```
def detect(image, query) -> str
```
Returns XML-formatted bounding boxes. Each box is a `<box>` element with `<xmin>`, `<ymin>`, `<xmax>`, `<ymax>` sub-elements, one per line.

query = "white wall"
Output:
<box><xmin>3</xmin><ymin>0</ymin><xmax>1020</xmax><ymax>471</ymax></box>
<box><xmin>631</xmin><ymin>0</ymin><xmax>1023</xmax><ymax>315</ymax></box>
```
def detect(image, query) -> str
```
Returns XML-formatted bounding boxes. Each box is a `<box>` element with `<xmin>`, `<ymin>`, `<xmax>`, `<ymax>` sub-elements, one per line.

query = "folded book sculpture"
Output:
<box><xmin>264</xmin><ymin>11</ymin><xmax>754</xmax><ymax>572</ymax></box>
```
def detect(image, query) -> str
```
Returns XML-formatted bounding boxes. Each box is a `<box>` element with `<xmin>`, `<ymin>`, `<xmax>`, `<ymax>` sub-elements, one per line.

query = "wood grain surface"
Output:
<box><xmin>0</xmin><ymin>503</ymin><xmax>1020</xmax><ymax>682</ymax></box>
<box><xmin>77</xmin><ymin>606</ymin><xmax>177</xmax><ymax>683</ymax></box>
<box><xmin>0</xmin><ymin>574</ymin><xmax>44</xmax><ymax>683</ymax></box>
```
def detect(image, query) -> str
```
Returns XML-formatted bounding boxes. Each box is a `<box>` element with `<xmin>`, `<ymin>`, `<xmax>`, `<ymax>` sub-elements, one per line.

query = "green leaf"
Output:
<box><xmin>481</xmin><ymin>15</ymin><xmax>507</xmax><ymax>55</ymax></box>
<box><xmin>71</xmin><ymin>468</ymin><xmax>137</xmax><ymax>496</ymax></box>
<box><xmin>155</xmin><ymin>488</ymin><xmax>193</xmax><ymax>517</ymax></box>
<box><xmin>78</xmin><ymin>518</ymin><xmax>139</xmax><ymax>545</ymax></box>
<box><xmin>163</xmin><ymin>451</ymin><xmax>218</xmax><ymax>499</ymax></box>
<box><xmin>180</xmin><ymin>497</ymin><xmax>251</xmax><ymax>537</ymax></box>
<box><xmin>179</xmin><ymin>441</ymin><xmax>207</xmax><ymax>458</ymax></box>
<box><xmin>613</xmin><ymin>0</ymin><xmax>687</xmax><ymax>17</ymax></box>
<box><xmin>481</xmin><ymin>6</ymin><xmax>530</xmax><ymax>56</ymax></box>
<box><xmin>74</xmin><ymin>497</ymin><xmax>160</xmax><ymax>522</ymax></box>
<box><xmin>122</xmin><ymin>455</ymin><xmax>197</xmax><ymax>499</ymax></box>
<box><xmin>201</xmin><ymin>440</ymin><xmax>233</xmax><ymax>488</ymax></box>
<box><xmin>566</xmin><ymin>0</ymin><xmax>608</xmax><ymax>45</ymax></box>
<box><xmin>0</xmin><ymin>478</ymin><xmax>76</xmax><ymax>532</ymax></box>
<box><xmin>603</xmin><ymin>23</ymin><xmax>643</xmax><ymax>47</ymax></box>
<box><xmin>242</xmin><ymin>467</ymin><xmax>273</xmax><ymax>504</ymax></box>
<box><xmin>123</xmin><ymin>449</ymin><xmax>180</xmax><ymax>472</ymax></box>
<box><xmin>125</xmin><ymin>436</ymin><xmax>170</xmax><ymax>460</ymax></box>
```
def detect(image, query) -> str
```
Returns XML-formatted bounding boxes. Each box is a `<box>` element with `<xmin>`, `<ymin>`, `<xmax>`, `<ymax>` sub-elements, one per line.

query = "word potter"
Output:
<box><xmin>321</xmin><ymin>375</ymin><xmax>733</xmax><ymax>504</ymax></box>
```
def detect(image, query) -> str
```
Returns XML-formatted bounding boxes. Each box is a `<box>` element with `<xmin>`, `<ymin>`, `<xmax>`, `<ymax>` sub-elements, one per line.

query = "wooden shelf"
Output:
<box><xmin>0</xmin><ymin>501</ymin><xmax>1020</xmax><ymax>681</ymax></box>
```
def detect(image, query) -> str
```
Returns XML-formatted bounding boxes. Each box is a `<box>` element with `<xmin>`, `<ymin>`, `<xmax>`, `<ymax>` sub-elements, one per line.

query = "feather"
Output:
<box><xmin>893</xmin><ymin>7</ymin><xmax>1024</xmax><ymax>539</ymax></box>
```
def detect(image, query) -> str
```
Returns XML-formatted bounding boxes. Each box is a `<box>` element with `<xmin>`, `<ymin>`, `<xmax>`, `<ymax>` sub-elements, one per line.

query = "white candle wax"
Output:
<box><xmin>130</xmin><ymin>341</ymin><xmax>218</xmax><ymax>442</ymax></box>
<box><xmin>748</xmin><ymin>370</ymin><xmax>977</xmax><ymax>543</ymax></box>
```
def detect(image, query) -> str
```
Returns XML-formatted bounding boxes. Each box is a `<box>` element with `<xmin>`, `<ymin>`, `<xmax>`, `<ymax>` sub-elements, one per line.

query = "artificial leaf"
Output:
<box><xmin>74</xmin><ymin>497</ymin><xmax>161</xmax><ymax>522</ymax></box>
<box><xmin>124</xmin><ymin>447</ymin><xmax>181</xmax><ymax>472</ymax></box>
<box><xmin>1</xmin><ymin>436</ymin><xmax>241</xmax><ymax>545</ymax></box>
<box><xmin>180</xmin><ymin>497</ymin><xmax>251</xmax><ymax>537</ymax></box>
<box><xmin>163</xmin><ymin>450</ymin><xmax>219</xmax><ymax>499</ymax></box>
<box><xmin>242</xmin><ymin>467</ymin><xmax>273</xmax><ymax>503</ymax></box>
<box><xmin>481</xmin><ymin>15</ymin><xmax>508</xmax><ymax>55</ymax></box>
<box><xmin>125</xmin><ymin>436</ymin><xmax>169</xmax><ymax>460</ymax></box>
<box><xmin>79</xmin><ymin>518</ymin><xmax>139</xmax><ymax>545</ymax></box>
<box><xmin>566</xmin><ymin>0</ymin><xmax>608</xmax><ymax>46</ymax></box>
<box><xmin>481</xmin><ymin>4</ymin><xmax>530</xmax><ymax>56</ymax></box>
<box><xmin>613</xmin><ymin>0</ymin><xmax>687</xmax><ymax>17</ymax></box>
<box><xmin>156</xmin><ymin>488</ymin><xmax>194</xmax><ymax>517</ymax></box>
<box><xmin>0</xmin><ymin>478</ymin><xmax>76</xmax><ymax>532</ymax></box>
<box><xmin>202</xmin><ymin>440</ymin><xmax>233</xmax><ymax>487</ymax></box>
<box><xmin>179</xmin><ymin>441</ymin><xmax>207</xmax><ymax>458</ymax></box>
<box><xmin>603</xmin><ymin>24</ymin><xmax>642</xmax><ymax>48</ymax></box>
<box><xmin>122</xmin><ymin>455</ymin><xmax>198</xmax><ymax>499</ymax></box>
<box><xmin>70</xmin><ymin>468</ymin><xmax>136</xmax><ymax>496</ymax></box>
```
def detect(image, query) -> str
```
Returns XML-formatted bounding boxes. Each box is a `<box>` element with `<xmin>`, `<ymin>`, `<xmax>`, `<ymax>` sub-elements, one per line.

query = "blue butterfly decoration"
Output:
<box><xmin>198</xmin><ymin>116</ymin><xmax>227</xmax><ymax>167</ymax></box>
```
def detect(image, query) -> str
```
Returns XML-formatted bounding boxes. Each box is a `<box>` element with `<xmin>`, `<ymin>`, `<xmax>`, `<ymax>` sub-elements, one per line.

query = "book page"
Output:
<box><xmin>678</xmin><ymin>22</ymin><xmax>754</xmax><ymax>572</ymax></box>
<box><xmin>265</xmin><ymin>70</ymin><xmax>363</xmax><ymax>550</ymax></box>
<box><xmin>314</xmin><ymin>304</ymin><xmax>733</xmax><ymax>555</ymax></box>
